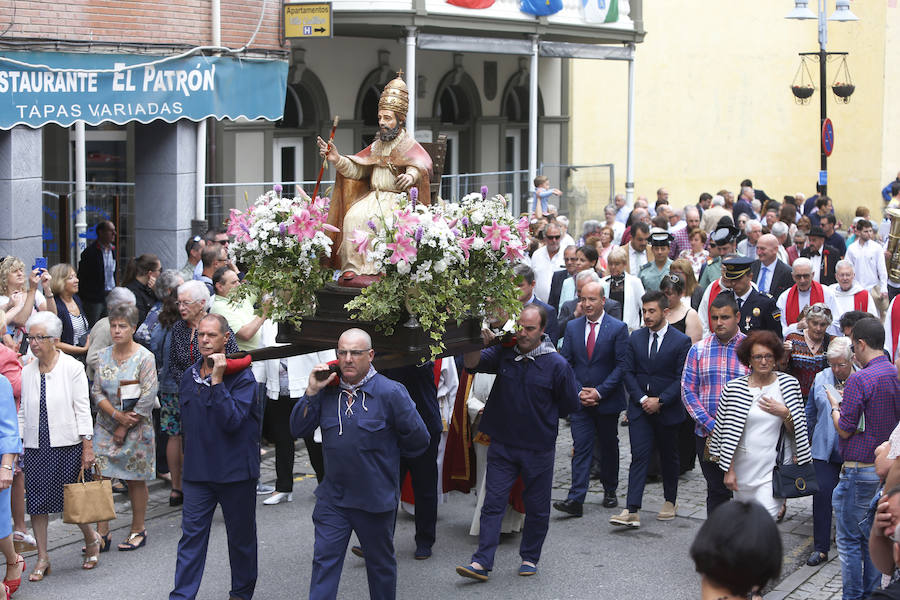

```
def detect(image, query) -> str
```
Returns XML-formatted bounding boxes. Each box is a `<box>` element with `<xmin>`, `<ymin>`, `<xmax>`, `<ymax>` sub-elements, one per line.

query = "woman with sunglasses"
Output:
<box><xmin>659</xmin><ymin>273</ymin><xmax>702</xmax><ymax>343</ymax></box>
<box><xmin>708</xmin><ymin>330</ymin><xmax>812</xmax><ymax>519</ymax></box>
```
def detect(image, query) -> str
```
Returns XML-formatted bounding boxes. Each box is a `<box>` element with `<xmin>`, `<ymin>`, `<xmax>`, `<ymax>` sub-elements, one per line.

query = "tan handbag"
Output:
<box><xmin>62</xmin><ymin>466</ymin><xmax>117</xmax><ymax>524</ymax></box>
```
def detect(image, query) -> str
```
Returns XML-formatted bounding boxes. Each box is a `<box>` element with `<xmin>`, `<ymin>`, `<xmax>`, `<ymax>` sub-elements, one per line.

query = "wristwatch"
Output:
<box><xmin>81</xmin><ymin>434</ymin><xmax>93</xmax><ymax>441</ymax></box>
<box><xmin>0</xmin><ymin>465</ymin><xmax>12</xmax><ymax>472</ymax></box>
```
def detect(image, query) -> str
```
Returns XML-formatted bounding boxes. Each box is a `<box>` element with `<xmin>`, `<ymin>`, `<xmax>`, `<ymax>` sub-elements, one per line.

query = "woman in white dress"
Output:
<box><xmin>708</xmin><ymin>330</ymin><xmax>812</xmax><ymax>518</ymax></box>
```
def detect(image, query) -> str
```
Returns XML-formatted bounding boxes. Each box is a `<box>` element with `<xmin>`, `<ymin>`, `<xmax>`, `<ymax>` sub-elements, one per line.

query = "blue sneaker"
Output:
<box><xmin>518</xmin><ymin>563</ymin><xmax>538</xmax><ymax>576</ymax></box>
<box><xmin>456</xmin><ymin>564</ymin><xmax>489</xmax><ymax>582</ymax></box>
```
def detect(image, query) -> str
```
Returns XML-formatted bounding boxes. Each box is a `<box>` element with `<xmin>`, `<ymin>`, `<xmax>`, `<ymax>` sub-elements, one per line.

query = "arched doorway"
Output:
<box><xmin>432</xmin><ymin>54</ymin><xmax>482</xmax><ymax>200</ymax></box>
<box><xmin>501</xmin><ymin>60</ymin><xmax>544</xmax><ymax>210</ymax></box>
<box><xmin>354</xmin><ymin>51</ymin><xmax>399</xmax><ymax>148</ymax></box>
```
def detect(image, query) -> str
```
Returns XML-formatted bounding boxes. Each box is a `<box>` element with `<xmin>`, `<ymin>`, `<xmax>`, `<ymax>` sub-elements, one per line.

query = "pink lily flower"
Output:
<box><xmin>394</xmin><ymin>208</ymin><xmax>419</xmax><ymax>236</ymax></box>
<box><xmin>458</xmin><ymin>235</ymin><xmax>475</xmax><ymax>260</ymax></box>
<box><xmin>516</xmin><ymin>216</ymin><xmax>530</xmax><ymax>241</ymax></box>
<box><xmin>481</xmin><ymin>220</ymin><xmax>511</xmax><ymax>251</ymax></box>
<box><xmin>349</xmin><ymin>229</ymin><xmax>372</xmax><ymax>255</ymax></box>
<box><xmin>386</xmin><ymin>235</ymin><xmax>417</xmax><ymax>264</ymax></box>
<box><xmin>502</xmin><ymin>240</ymin><xmax>526</xmax><ymax>262</ymax></box>
<box><xmin>288</xmin><ymin>209</ymin><xmax>316</xmax><ymax>239</ymax></box>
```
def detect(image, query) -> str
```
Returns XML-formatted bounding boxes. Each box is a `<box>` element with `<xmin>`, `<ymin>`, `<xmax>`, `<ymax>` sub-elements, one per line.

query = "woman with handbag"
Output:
<box><xmin>90</xmin><ymin>304</ymin><xmax>158</xmax><ymax>552</ymax></box>
<box><xmin>708</xmin><ymin>330</ymin><xmax>812</xmax><ymax>518</ymax></box>
<box><xmin>19</xmin><ymin>312</ymin><xmax>101</xmax><ymax>581</ymax></box>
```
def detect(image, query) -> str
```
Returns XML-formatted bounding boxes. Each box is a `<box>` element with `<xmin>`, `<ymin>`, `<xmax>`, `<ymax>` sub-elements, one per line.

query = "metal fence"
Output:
<box><xmin>539</xmin><ymin>162</ymin><xmax>616</xmax><ymax>233</ymax></box>
<box><xmin>41</xmin><ymin>181</ymin><xmax>135</xmax><ymax>269</ymax></box>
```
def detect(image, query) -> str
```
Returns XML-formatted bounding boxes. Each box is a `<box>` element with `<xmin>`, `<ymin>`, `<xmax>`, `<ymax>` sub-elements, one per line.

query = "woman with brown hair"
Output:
<box><xmin>48</xmin><ymin>264</ymin><xmax>90</xmax><ymax>361</ymax></box>
<box><xmin>122</xmin><ymin>254</ymin><xmax>161</xmax><ymax>325</ymax></box>
<box><xmin>669</xmin><ymin>258</ymin><xmax>699</xmax><ymax>300</ymax></box>
<box><xmin>708</xmin><ymin>330</ymin><xmax>812</xmax><ymax>518</ymax></box>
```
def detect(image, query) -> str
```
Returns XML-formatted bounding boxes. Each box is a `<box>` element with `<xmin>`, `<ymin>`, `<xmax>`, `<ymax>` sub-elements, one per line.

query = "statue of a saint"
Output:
<box><xmin>318</xmin><ymin>75</ymin><xmax>433</xmax><ymax>286</ymax></box>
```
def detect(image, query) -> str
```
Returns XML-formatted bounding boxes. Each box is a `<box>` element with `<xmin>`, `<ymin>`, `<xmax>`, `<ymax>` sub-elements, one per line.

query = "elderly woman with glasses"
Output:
<box><xmin>708</xmin><ymin>330</ymin><xmax>812</xmax><ymax>519</ymax></box>
<box><xmin>19</xmin><ymin>312</ymin><xmax>101</xmax><ymax>580</ymax></box>
<box><xmin>90</xmin><ymin>304</ymin><xmax>158</xmax><ymax>552</ymax></box>
<box><xmin>85</xmin><ymin>287</ymin><xmax>136</xmax><ymax>381</ymax></box>
<box><xmin>165</xmin><ymin>281</ymin><xmax>239</xmax><ymax>507</ymax></box>
<box><xmin>782</xmin><ymin>303</ymin><xmax>833</xmax><ymax>403</ymax></box>
<box><xmin>804</xmin><ymin>336</ymin><xmax>855</xmax><ymax>567</ymax></box>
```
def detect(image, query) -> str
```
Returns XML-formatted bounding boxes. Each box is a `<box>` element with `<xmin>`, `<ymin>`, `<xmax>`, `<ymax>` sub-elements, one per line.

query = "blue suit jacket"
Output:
<box><xmin>529</xmin><ymin>297</ymin><xmax>560</xmax><ymax>346</ymax></box>
<box><xmin>560</xmin><ymin>313</ymin><xmax>628</xmax><ymax>414</ymax></box>
<box><xmin>623</xmin><ymin>326</ymin><xmax>692</xmax><ymax>426</ymax></box>
<box><xmin>179</xmin><ymin>361</ymin><xmax>260</xmax><ymax>483</ymax></box>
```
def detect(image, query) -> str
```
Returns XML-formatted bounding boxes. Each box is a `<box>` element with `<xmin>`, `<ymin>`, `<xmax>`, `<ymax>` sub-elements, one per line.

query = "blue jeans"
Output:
<box><xmin>832</xmin><ymin>465</ymin><xmax>881</xmax><ymax>600</ymax></box>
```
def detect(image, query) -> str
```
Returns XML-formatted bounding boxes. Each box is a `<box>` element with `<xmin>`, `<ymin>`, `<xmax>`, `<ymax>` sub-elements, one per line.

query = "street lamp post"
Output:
<box><xmin>786</xmin><ymin>0</ymin><xmax>858</xmax><ymax>196</ymax></box>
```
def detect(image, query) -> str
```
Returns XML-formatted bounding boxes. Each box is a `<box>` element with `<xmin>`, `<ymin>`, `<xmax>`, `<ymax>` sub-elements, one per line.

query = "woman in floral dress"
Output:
<box><xmin>90</xmin><ymin>304</ymin><xmax>158</xmax><ymax>552</ymax></box>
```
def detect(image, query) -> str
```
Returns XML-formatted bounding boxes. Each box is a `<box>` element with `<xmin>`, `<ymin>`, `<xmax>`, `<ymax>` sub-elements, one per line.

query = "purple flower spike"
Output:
<box><xmin>410</xmin><ymin>188</ymin><xmax>418</xmax><ymax>203</ymax></box>
<box><xmin>480</xmin><ymin>185</ymin><xmax>488</xmax><ymax>199</ymax></box>
<box><xmin>279</xmin><ymin>223</ymin><xmax>287</xmax><ymax>236</ymax></box>
<box><xmin>462</xmin><ymin>217</ymin><xmax>470</xmax><ymax>227</ymax></box>
<box><xmin>367</xmin><ymin>220</ymin><xmax>377</xmax><ymax>232</ymax></box>
<box><xmin>414</xmin><ymin>226</ymin><xmax>424</xmax><ymax>242</ymax></box>
<box><xmin>451</xmin><ymin>227</ymin><xmax>460</xmax><ymax>237</ymax></box>
<box><xmin>273</xmin><ymin>184</ymin><xmax>283</xmax><ymax>194</ymax></box>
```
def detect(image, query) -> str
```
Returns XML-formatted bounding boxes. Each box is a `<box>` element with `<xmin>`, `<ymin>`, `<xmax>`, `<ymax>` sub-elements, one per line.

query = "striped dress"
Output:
<box><xmin>708</xmin><ymin>371</ymin><xmax>812</xmax><ymax>517</ymax></box>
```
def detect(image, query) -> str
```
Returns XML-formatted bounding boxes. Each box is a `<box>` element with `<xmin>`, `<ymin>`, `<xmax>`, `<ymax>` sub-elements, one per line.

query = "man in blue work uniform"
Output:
<box><xmin>456</xmin><ymin>304</ymin><xmax>579</xmax><ymax>581</ymax></box>
<box><xmin>291</xmin><ymin>328</ymin><xmax>430</xmax><ymax>600</ymax></box>
<box><xmin>170</xmin><ymin>313</ymin><xmax>260</xmax><ymax>600</ymax></box>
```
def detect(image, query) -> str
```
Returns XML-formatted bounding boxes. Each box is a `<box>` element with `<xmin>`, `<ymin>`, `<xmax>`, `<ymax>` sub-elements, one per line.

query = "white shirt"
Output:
<box><xmin>628</xmin><ymin>245</ymin><xmax>648</xmax><ymax>276</ymax></box>
<box><xmin>530</xmin><ymin>245</ymin><xmax>567</xmax><ymax>303</ymax></box>
<box><xmin>737</xmin><ymin>240</ymin><xmax>757</xmax><ymax>260</ymax></box>
<box><xmin>846</xmin><ymin>238</ymin><xmax>888</xmax><ymax>294</ymax></box>
<box><xmin>101</xmin><ymin>244</ymin><xmax>116</xmax><ymax>292</ymax></box>
<box><xmin>756</xmin><ymin>259</ymin><xmax>777</xmax><ymax>294</ymax></box>
<box><xmin>646</xmin><ymin>322</ymin><xmax>669</xmax><ymax>356</ymax></box>
<box><xmin>829</xmin><ymin>281</ymin><xmax>879</xmax><ymax>333</ymax></box>
<box><xmin>584</xmin><ymin>312</ymin><xmax>605</xmax><ymax>345</ymax></box>
<box><xmin>607</xmin><ymin>220</ymin><xmax>626</xmax><ymax>245</ymax></box>
<box><xmin>776</xmin><ymin>284</ymin><xmax>839</xmax><ymax>336</ymax></box>
<box><xmin>615</xmin><ymin>205</ymin><xmax>631</xmax><ymax>224</ymax></box>
<box><xmin>807</xmin><ymin>251</ymin><xmax>823</xmax><ymax>283</ymax></box>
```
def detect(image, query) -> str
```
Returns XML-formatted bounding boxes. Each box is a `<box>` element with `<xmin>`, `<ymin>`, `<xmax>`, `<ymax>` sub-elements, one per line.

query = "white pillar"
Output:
<box><xmin>195</xmin><ymin>119</ymin><xmax>207</xmax><ymax>220</ymax></box>
<box><xmin>74</xmin><ymin>121</ymin><xmax>87</xmax><ymax>261</ymax></box>
<box><xmin>624</xmin><ymin>48</ymin><xmax>636</xmax><ymax>206</ymax></box>
<box><xmin>211</xmin><ymin>0</ymin><xmax>221</xmax><ymax>47</ymax></box>
<box><xmin>527</xmin><ymin>35</ymin><xmax>539</xmax><ymax>214</ymax></box>
<box><xmin>405</xmin><ymin>26</ymin><xmax>417</xmax><ymax>137</ymax></box>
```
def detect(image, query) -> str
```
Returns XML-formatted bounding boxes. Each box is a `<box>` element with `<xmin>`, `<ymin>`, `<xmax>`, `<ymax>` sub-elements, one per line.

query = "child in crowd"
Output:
<box><xmin>532</xmin><ymin>175</ymin><xmax>562</xmax><ymax>217</ymax></box>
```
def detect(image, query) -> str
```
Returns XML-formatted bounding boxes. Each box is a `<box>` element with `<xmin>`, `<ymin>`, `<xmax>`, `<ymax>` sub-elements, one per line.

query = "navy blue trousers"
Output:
<box><xmin>310</xmin><ymin>501</ymin><xmax>397</xmax><ymax>600</ymax></box>
<box><xmin>472</xmin><ymin>441</ymin><xmax>555</xmax><ymax>571</ymax></box>
<box><xmin>625</xmin><ymin>415</ymin><xmax>679</xmax><ymax>511</ymax></box>
<box><xmin>567</xmin><ymin>409</ymin><xmax>619</xmax><ymax>501</ymax></box>
<box><xmin>399</xmin><ymin>427</ymin><xmax>441</xmax><ymax>552</ymax></box>
<box><xmin>812</xmin><ymin>459</ymin><xmax>842</xmax><ymax>554</ymax></box>
<box><xmin>695</xmin><ymin>435</ymin><xmax>732</xmax><ymax>516</ymax></box>
<box><xmin>170</xmin><ymin>478</ymin><xmax>258</xmax><ymax>600</ymax></box>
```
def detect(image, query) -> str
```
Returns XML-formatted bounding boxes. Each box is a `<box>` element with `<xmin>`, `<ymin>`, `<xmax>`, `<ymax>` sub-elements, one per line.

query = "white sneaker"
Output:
<box><xmin>256</xmin><ymin>483</ymin><xmax>276</xmax><ymax>495</ymax></box>
<box><xmin>263</xmin><ymin>492</ymin><xmax>293</xmax><ymax>505</ymax></box>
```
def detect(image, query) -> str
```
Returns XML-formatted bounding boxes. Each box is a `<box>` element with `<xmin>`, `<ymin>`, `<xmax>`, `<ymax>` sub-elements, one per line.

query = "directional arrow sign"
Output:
<box><xmin>284</xmin><ymin>2</ymin><xmax>332</xmax><ymax>39</ymax></box>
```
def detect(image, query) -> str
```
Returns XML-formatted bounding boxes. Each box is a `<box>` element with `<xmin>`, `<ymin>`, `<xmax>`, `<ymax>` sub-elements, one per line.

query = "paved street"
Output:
<box><xmin>11</xmin><ymin>421</ymin><xmax>824</xmax><ymax>599</ymax></box>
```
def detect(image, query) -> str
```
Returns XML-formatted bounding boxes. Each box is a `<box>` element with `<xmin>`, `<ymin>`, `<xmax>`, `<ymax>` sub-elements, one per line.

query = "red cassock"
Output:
<box><xmin>447</xmin><ymin>0</ymin><xmax>495</xmax><ymax>7</ymax></box>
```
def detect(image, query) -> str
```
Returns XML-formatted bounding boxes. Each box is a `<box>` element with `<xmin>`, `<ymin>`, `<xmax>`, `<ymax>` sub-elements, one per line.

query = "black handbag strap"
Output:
<box><xmin>775</xmin><ymin>425</ymin><xmax>790</xmax><ymax>466</ymax></box>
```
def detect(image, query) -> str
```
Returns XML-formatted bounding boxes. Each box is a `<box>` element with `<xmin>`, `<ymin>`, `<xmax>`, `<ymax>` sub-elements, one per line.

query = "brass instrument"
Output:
<box><xmin>886</xmin><ymin>208</ymin><xmax>900</xmax><ymax>284</ymax></box>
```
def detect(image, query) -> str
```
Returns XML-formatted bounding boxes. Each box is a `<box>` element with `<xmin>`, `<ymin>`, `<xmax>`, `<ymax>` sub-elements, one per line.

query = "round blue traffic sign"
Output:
<box><xmin>822</xmin><ymin>118</ymin><xmax>834</xmax><ymax>157</ymax></box>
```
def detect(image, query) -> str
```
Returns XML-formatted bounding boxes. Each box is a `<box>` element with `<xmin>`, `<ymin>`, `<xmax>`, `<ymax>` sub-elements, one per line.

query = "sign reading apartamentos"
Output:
<box><xmin>284</xmin><ymin>2</ymin><xmax>332</xmax><ymax>38</ymax></box>
<box><xmin>0</xmin><ymin>51</ymin><xmax>289</xmax><ymax>129</ymax></box>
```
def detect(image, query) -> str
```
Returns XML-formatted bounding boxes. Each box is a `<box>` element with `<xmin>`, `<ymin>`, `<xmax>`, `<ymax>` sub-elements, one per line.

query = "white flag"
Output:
<box><xmin>582</xmin><ymin>0</ymin><xmax>618</xmax><ymax>23</ymax></box>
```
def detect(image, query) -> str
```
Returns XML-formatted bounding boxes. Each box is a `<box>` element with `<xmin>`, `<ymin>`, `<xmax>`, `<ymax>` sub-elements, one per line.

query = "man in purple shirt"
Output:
<box><xmin>828</xmin><ymin>318</ymin><xmax>900</xmax><ymax>600</ymax></box>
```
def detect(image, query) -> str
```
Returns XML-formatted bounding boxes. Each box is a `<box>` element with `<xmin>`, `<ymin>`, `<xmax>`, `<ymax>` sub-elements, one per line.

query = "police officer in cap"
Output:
<box><xmin>639</xmin><ymin>228</ymin><xmax>674</xmax><ymax>292</ymax></box>
<box><xmin>721</xmin><ymin>255</ymin><xmax>782</xmax><ymax>338</ymax></box>
<box><xmin>697</xmin><ymin>222</ymin><xmax>739</xmax><ymax>291</ymax></box>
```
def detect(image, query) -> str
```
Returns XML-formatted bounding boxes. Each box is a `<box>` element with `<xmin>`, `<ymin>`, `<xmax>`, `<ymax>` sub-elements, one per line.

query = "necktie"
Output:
<box><xmin>736</xmin><ymin>296</ymin><xmax>744</xmax><ymax>312</ymax></box>
<box><xmin>649</xmin><ymin>331</ymin><xmax>659</xmax><ymax>361</ymax></box>
<box><xmin>758</xmin><ymin>265</ymin><xmax>768</xmax><ymax>294</ymax></box>
<box><xmin>587</xmin><ymin>322</ymin><xmax>597</xmax><ymax>360</ymax></box>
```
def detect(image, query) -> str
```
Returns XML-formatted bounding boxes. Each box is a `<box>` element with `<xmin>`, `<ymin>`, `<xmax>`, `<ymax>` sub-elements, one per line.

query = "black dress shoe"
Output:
<box><xmin>552</xmin><ymin>499</ymin><xmax>583</xmax><ymax>517</ymax></box>
<box><xmin>806</xmin><ymin>551</ymin><xmax>827</xmax><ymax>566</ymax></box>
<box><xmin>602</xmin><ymin>492</ymin><xmax>618</xmax><ymax>508</ymax></box>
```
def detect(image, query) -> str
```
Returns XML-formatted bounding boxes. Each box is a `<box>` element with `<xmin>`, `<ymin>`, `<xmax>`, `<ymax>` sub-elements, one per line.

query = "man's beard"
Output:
<box><xmin>377</xmin><ymin>123</ymin><xmax>403</xmax><ymax>141</ymax></box>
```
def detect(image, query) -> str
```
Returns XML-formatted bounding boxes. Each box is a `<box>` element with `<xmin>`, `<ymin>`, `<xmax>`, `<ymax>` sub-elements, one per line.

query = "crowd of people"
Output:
<box><xmin>1</xmin><ymin>176</ymin><xmax>900</xmax><ymax>599</ymax></box>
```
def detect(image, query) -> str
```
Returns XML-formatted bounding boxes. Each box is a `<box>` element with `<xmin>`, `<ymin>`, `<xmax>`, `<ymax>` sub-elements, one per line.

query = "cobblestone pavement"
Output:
<box><xmin>31</xmin><ymin>415</ymin><xmax>834</xmax><ymax>598</ymax></box>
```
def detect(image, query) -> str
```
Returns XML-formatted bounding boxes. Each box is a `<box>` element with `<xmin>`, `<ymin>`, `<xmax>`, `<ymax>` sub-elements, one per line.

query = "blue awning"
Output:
<box><xmin>0</xmin><ymin>51</ymin><xmax>288</xmax><ymax>129</ymax></box>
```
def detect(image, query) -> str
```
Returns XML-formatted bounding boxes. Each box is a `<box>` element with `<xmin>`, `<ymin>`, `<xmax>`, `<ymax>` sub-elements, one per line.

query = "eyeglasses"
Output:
<box><xmin>177</xmin><ymin>300</ymin><xmax>202</xmax><ymax>307</ymax></box>
<box><xmin>545</xmin><ymin>235</ymin><xmax>561</xmax><ymax>240</ymax></box>
<box><xmin>25</xmin><ymin>335</ymin><xmax>54</xmax><ymax>342</ymax></box>
<box><xmin>191</xmin><ymin>235</ymin><xmax>202</xmax><ymax>243</ymax></box>
<box><xmin>807</xmin><ymin>303</ymin><xmax>832</xmax><ymax>318</ymax></box>
<box><xmin>751</xmin><ymin>353</ymin><xmax>775</xmax><ymax>362</ymax></box>
<box><xmin>336</xmin><ymin>349</ymin><xmax>370</xmax><ymax>358</ymax></box>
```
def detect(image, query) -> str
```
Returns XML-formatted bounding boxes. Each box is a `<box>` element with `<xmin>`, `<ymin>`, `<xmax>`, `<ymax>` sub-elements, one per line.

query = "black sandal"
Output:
<box><xmin>169</xmin><ymin>489</ymin><xmax>184</xmax><ymax>507</ymax></box>
<box><xmin>81</xmin><ymin>533</ymin><xmax>111</xmax><ymax>554</ymax></box>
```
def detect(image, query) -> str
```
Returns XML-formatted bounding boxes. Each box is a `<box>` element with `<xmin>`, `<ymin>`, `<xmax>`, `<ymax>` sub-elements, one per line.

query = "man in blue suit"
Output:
<box><xmin>554</xmin><ymin>281</ymin><xmax>629</xmax><ymax>516</ymax></box>
<box><xmin>515</xmin><ymin>264</ymin><xmax>559</xmax><ymax>346</ymax></box>
<box><xmin>610</xmin><ymin>291</ymin><xmax>691</xmax><ymax>529</ymax></box>
<box><xmin>170</xmin><ymin>314</ymin><xmax>260</xmax><ymax>600</ymax></box>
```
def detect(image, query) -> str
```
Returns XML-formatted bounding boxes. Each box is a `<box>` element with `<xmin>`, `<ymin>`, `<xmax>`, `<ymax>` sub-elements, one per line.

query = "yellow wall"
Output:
<box><xmin>570</xmin><ymin>1</ymin><xmax>898</xmax><ymax>223</ymax></box>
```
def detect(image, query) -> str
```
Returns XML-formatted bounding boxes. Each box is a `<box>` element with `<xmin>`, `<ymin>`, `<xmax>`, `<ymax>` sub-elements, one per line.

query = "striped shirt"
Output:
<box><xmin>681</xmin><ymin>331</ymin><xmax>749</xmax><ymax>436</ymax></box>
<box><xmin>838</xmin><ymin>354</ymin><xmax>900</xmax><ymax>463</ymax></box>
<box><xmin>708</xmin><ymin>372</ymin><xmax>812</xmax><ymax>472</ymax></box>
